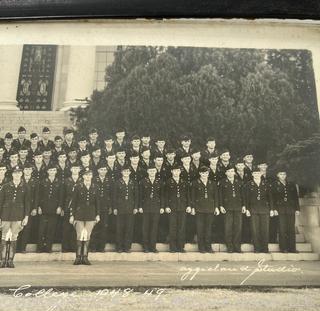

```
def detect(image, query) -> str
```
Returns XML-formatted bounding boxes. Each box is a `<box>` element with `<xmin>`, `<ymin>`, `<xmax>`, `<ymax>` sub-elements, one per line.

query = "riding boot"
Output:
<box><xmin>73</xmin><ymin>240</ymin><xmax>82</xmax><ymax>265</ymax></box>
<box><xmin>7</xmin><ymin>241</ymin><xmax>16</xmax><ymax>268</ymax></box>
<box><xmin>0</xmin><ymin>240</ymin><xmax>7</xmax><ymax>268</ymax></box>
<box><xmin>82</xmin><ymin>241</ymin><xmax>91</xmax><ymax>265</ymax></box>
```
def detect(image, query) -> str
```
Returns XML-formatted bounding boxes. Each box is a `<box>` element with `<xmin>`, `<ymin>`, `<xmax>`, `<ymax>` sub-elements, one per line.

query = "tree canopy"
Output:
<box><xmin>73</xmin><ymin>46</ymin><xmax>320</xmax><ymax>189</ymax></box>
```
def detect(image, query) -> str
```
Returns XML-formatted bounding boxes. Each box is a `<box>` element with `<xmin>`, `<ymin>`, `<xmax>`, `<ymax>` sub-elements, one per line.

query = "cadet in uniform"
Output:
<box><xmin>192</xmin><ymin>166</ymin><xmax>220</xmax><ymax>253</ymax></box>
<box><xmin>62</xmin><ymin>162</ymin><xmax>80</xmax><ymax>252</ymax></box>
<box><xmin>62</xmin><ymin>128</ymin><xmax>77</xmax><ymax>155</ymax></box>
<box><xmin>27</xmin><ymin>133</ymin><xmax>41</xmax><ymax>162</ymax></box>
<box><xmin>272</xmin><ymin>169</ymin><xmax>300</xmax><ymax>253</ymax></box>
<box><xmin>0</xmin><ymin>166</ymin><xmax>30</xmax><ymax>268</ymax></box>
<box><xmin>139</xmin><ymin>147</ymin><xmax>152</xmax><ymax>171</ymax></box>
<box><xmin>3</xmin><ymin>133</ymin><xmax>14</xmax><ymax>163</ymax></box>
<box><xmin>201</xmin><ymin>137</ymin><xmax>217</xmax><ymax>166</ymax></box>
<box><xmin>51</xmin><ymin>136</ymin><xmax>64</xmax><ymax>162</ymax></box>
<box><xmin>102</xmin><ymin>134</ymin><xmax>115</xmax><ymax>156</ymax></box>
<box><xmin>113</xmin><ymin>128</ymin><xmax>127</xmax><ymax>152</ymax></box>
<box><xmin>17</xmin><ymin>163</ymin><xmax>39</xmax><ymax>253</ymax></box>
<box><xmin>70</xmin><ymin>167</ymin><xmax>100</xmax><ymax>265</ymax></box>
<box><xmin>208</xmin><ymin>151</ymin><xmax>219</xmax><ymax>183</ymax></box>
<box><xmin>139</xmin><ymin>165</ymin><xmax>165</xmax><ymax>253</ymax></box>
<box><xmin>13</xmin><ymin>126</ymin><xmax>30</xmax><ymax>150</ymax></box>
<box><xmin>152</xmin><ymin>136</ymin><xmax>167</xmax><ymax>158</ymax></box>
<box><xmin>113</xmin><ymin>165</ymin><xmax>139</xmax><ymax>253</ymax></box>
<box><xmin>87</xmin><ymin>128</ymin><xmax>101</xmax><ymax>153</ymax></box>
<box><xmin>90</xmin><ymin>162</ymin><xmax>112</xmax><ymax>252</ymax></box>
<box><xmin>38</xmin><ymin>127</ymin><xmax>55</xmax><ymax>151</ymax></box>
<box><xmin>166</xmin><ymin>164</ymin><xmax>191</xmax><ymax>252</ymax></box>
<box><xmin>176</xmin><ymin>134</ymin><xmax>193</xmax><ymax>164</ymax></box>
<box><xmin>219</xmin><ymin>165</ymin><xmax>246</xmax><ymax>253</ymax></box>
<box><xmin>37</xmin><ymin>164</ymin><xmax>63</xmax><ymax>252</ymax></box>
<box><xmin>244</xmin><ymin>167</ymin><xmax>273</xmax><ymax>253</ymax></box>
<box><xmin>163</xmin><ymin>148</ymin><xmax>177</xmax><ymax>180</ymax></box>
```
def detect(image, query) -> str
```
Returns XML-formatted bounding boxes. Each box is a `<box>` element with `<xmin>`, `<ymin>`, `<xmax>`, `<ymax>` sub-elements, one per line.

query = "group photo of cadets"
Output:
<box><xmin>0</xmin><ymin>126</ymin><xmax>300</xmax><ymax>267</ymax></box>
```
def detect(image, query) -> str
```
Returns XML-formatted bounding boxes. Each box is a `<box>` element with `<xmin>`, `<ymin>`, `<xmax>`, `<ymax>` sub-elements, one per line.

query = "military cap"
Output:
<box><xmin>220</xmin><ymin>148</ymin><xmax>230</xmax><ymax>155</ymax></box>
<box><xmin>140</xmin><ymin>146</ymin><xmax>151</xmax><ymax>153</ymax></box>
<box><xmin>5</xmin><ymin>132</ymin><xmax>13</xmax><ymax>139</ymax></box>
<box><xmin>42</xmin><ymin>127</ymin><xmax>50</xmax><ymax>133</ymax></box>
<box><xmin>18</xmin><ymin>126</ymin><xmax>26</xmax><ymax>133</ymax></box>
<box><xmin>105</xmin><ymin>150</ymin><xmax>116</xmax><ymax>157</ymax></box>
<box><xmin>199</xmin><ymin>166</ymin><xmax>209</xmax><ymax>173</ymax></box>
<box><xmin>78</xmin><ymin>136</ymin><xmax>87</xmax><ymax>142</ymax></box>
<box><xmin>141</xmin><ymin>133</ymin><xmax>151</xmax><ymax>138</ymax></box>
<box><xmin>23</xmin><ymin>162</ymin><xmax>34</xmax><ymax>169</ymax></box>
<box><xmin>191</xmin><ymin>147</ymin><xmax>201</xmax><ymax>154</ymax></box>
<box><xmin>12</xmin><ymin>165</ymin><xmax>23</xmax><ymax>173</ymax></box>
<box><xmin>0</xmin><ymin>162</ymin><xmax>7</xmax><ymax>169</ymax></box>
<box><xmin>104</xmin><ymin>134</ymin><xmax>113</xmax><ymax>141</ymax></box>
<box><xmin>116</xmin><ymin>147</ymin><xmax>126</xmax><ymax>153</ymax></box>
<box><xmin>275</xmin><ymin>166</ymin><xmax>287</xmax><ymax>174</ymax></box>
<box><xmin>9</xmin><ymin>149</ymin><xmax>18</xmax><ymax>156</ymax></box>
<box><xmin>89</xmin><ymin>128</ymin><xmax>98</xmax><ymax>134</ymax></box>
<box><xmin>131</xmin><ymin>134</ymin><xmax>140</xmax><ymax>141</ymax></box>
<box><xmin>180</xmin><ymin>151</ymin><xmax>191</xmax><ymax>159</ymax></box>
<box><xmin>42</xmin><ymin>146</ymin><xmax>52</xmax><ymax>152</ymax></box>
<box><xmin>79</xmin><ymin>150</ymin><xmax>90</xmax><ymax>158</ymax></box>
<box><xmin>155</xmin><ymin>135</ymin><xmax>165</xmax><ymax>142</ymax></box>
<box><xmin>91</xmin><ymin>145</ymin><xmax>101</xmax><ymax>152</ymax></box>
<box><xmin>147</xmin><ymin>164</ymin><xmax>157</xmax><ymax>170</ymax></box>
<box><xmin>121</xmin><ymin>164</ymin><xmax>131</xmax><ymax>171</ymax></box>
<box><xmin>19</xmin><ymin>145</ymin><xmax>29</xmax><ymax>151</ymax></box>
<box><xmin>235</xmin><ymin>157</ymin><xmax>245</xmax><ymax>165</ymax></box>
<box><xmin>129</xmin><ymin>151</ymin><xmax>140</xmax><ymax>158</ymax></box>
<box><xmin>206</xmin><ymin>136</ymin><xmax>216</xmax><ymax>142</ymax></box>
<box><xmin>57</xmin><ymin>150</ymin><xmax>67</xmax><ymax>157</ymax></box>
<box><xmin>70</xmin><ymin>161</ymin><xmax>81</xmax><ymax>168</ymax></box>
<box><xmin>34</xmin><ymin>150</ymin><xmax>43</xmax><ymax>157</ymax></box>
<box><xmin>97</xmin><ymin>161</ymin><xmax>108</xmax><ymax>170</ymax></box>
<box><xmin>256</xmin><ymin>158</ymin><xmax>268</xmax><ymax>166</ymax></box>
<box><xmin>243</xmin><ymin>150</ymin><xmax>254</xmax><ymax>157</ymax></box>
<box><xmin>46</xmin><ymin>163</ymin><xmax>58</xmax><ymax>171</ymax></box>
<box><xmin>114</xmin><ymin>127</ymin><xmax>126</xmax><ymax>134</ymax></box>
<box><xmin>165</xmin><ymin>147</ymin><xmax>176</xmax><ymax>154</ymax></box>
<box><xmin>225</xmin><ymin>164</ymin><xmax>235</xmax><ymax>172</ymax></box>
<box><xmin>30</xmin><ymin>133</ymin><xmax>38</xmax><ymax>139</ymax></box>
<box><xmin>54</xmin><ymin>135</ymin><xmax>63</xmax><ymax>141</ymax></box>
<box><xmin>180</xmin><ymin>134</ymin><xmax>191</xmax><ymax>141</ymax></box>
<box><xmin>64</xmin><ymin>128</ymin><xmax>74</xmax><ymax>135</ymax></box>
<box><xmin>251</xmin><ymin>166</ymin><xmax>261</xmax><ymax>173</ymax></box>
<box><xmin>67</xmin><ymin>147</ymin><xmax>77</xmax><ymax>153</ymax></box>
<box><xmin>171</xmin><ymin>163</ymin><xmax>182</xmax><ymax>171</ymax></box>
<box><xmin>82</xmin><ymin>167</ymin><xmax>93</xmax><ymax>175</ymax></box>
<box><xmin>153</xmin><ymin>152</ymin><xmax>164</xmax><ymax>159</ymax></box>
<box><xmin>208</xmin><ymin>151</ymin><xmax>220</xmax><ymax>159</ymax></box>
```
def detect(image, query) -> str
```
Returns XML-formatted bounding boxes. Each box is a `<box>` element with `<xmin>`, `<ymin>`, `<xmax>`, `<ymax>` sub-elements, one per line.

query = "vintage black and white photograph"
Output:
<box><xmin>0</xmin><ymin>19</ymin><xmax>319</xmax><ymax>310</ymax></box>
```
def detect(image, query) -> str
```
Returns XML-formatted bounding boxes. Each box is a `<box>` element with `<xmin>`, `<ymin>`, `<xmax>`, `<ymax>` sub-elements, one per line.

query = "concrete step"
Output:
<box><xmin>15</xmin><ymin>251</ymin><xmax>319</xmax><ymax>262</ymax></box>
<box><xmin>25</xmin><ymin>242</ymin><xmax>313</xmax><ymax>253</ymax></box>
<box><xmin>296</xmin><ymin>233</ymin><xmax>306</xmax><ymax>243</ymax></box>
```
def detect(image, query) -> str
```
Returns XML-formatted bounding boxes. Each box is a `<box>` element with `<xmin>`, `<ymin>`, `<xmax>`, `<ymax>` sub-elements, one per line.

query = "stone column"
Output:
<box><xmin>60</xmin><ymin>46</ymin><xmax>96</xmax><ymax>111</ymax></box>
<box><xmin>0</xmin><ymin>45</ymin><xmax>23</xmax><ymax>110</ymax></box>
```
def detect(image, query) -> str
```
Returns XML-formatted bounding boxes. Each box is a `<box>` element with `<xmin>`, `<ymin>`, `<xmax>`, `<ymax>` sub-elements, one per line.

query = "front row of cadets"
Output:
<box><xmin>0</xmin><ymin>156</ymin><xmax>300</xmax><ymax>267</ymax></box>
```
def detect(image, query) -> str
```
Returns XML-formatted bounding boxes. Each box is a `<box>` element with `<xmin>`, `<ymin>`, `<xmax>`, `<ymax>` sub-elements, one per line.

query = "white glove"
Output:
<box><xmin>214</xmin><ymin>207</ymin><xmax>220</xmax><ymax>216</ymax></box>
<box><xmin>165</xmin><ymin>207</ymin><xmax>171</xmax><ymax>214</ymax></box>
<box><xmin>241</xmin><ymin>206</ymin><xmax>246</xmax><ymax>214</ymax></box>
<box><xmin>186</xmin><ymin>206</ymin><xmax>192</xmax><ymax>213</ymax></box>
<box><xmin>220</xmin><ymin>206</ymin><xmax>226</xmax><ymax>214</ymax></box>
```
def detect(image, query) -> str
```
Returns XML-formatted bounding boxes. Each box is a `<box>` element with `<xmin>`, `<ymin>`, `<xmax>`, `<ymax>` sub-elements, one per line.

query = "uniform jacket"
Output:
<box><xmin>272</xmin><ymin>180</ymin><xmax>300</xmax><ymax>214</ymax></box>
<box><xmin>70</xmin><ymin>181</ymin><xmax>100</xmax><ymax>221</ymax></box>
<box><xmin>62</xmin><ymin>141</ymin><xmax>78</xmax><ymax>155</ymax></box>
<box><xmin>200</xmin><ymin>148</ymin><xmax>218</xmax><ymax>166</ymax></box>
<box><xmin>208</xmin><ymin>166</ymin><xmax>219</xmax><ymax>183</ymax></box>
<box><xmin>129</xmin><ymin>164</ymin><xmax>147</xmax><ymax>183</ymax></box>
<box><xmin>39</xmin><ymin>177</ymin><xmax>64</xmax><ymax>214</ymax></box>
<box><xmin>24</xmin><ymin>177</ymin><xmax>39</xmax><ymax>212</ymax></box>
<box><xmin>165</xmin><ymin>177</ymin><xmax>190</xmax><ymax>212</ymax></box>
<box><xmin>32</xmin><ymin>163</ymin><xmax>47</xmax><ymax>182</ymax></box>
<box><xmin>180</xmin><ymin>164</ymin><xmax>198</xmax><ymax>186</ymax></box>
<box><xmin>218</xmin><ymin>177</ymin><xmax>244</xmax><ymax>211</ymax></box>
<box><xmin>38</xmin><ymin>140</ymin><xmax>55</xmax><ymax>151</ymax></box>
<box><xmin>64</xmin><ymin>176</ymin><xmax>80</xmax><ymax>212</ymax></box>
<box><xmin>113</xmin><ymin>178</ymin><xmax>139</xmax><ymax>214</ymax></box>
<box><xmin>0</xmin><ymin>180</ymin><xmax>30</xmax><ymax>221</ymax></box>
<box><xmin>13</xmin><ymin>138</ymin><xmax>31</xmax><ymax>150</ymax></box>
<box><xmin>244</xmin><ymin>179</ymin><xmax>273</xmax><ymax>214</ymax></box>
<box><xmin>56</xmin><ymin>163</ymin><xmax>71</xmax><ymax>183</ymax></box>
<box><xmin>139</xmin><ymin>177</ymin><xmax>165</xmax><ymax>213</ymax></box>
<box><xmin>95</xmin><ymin>175</ymin><xmax>113</xmax><ymax>211</ymax></box>
<box><xmin>191</xmin><ymin>178</ymin><xmax>219</xmax><ymax>213</ymax></box>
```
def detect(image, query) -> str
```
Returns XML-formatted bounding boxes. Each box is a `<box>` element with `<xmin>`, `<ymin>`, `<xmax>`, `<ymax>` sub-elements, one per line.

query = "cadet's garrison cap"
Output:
<box><xmin>30</xmin><ymin>133</ymin><xmax>38</xmax><ymax>139</ymax></box>
<box><xmin>5</xmin><ymin>132</ymin><xmax>13</xmax><ymax>139</ymax></box>
<box><xmin>105</xmin><ymin>150</ymin><xmax>116</xmax><ymax>157</ymax></box>
<box><xmin>206</xmin><ymin>136</ymin><xmax>216</xmax><ymax>142</ymax></box>
<box><xmin>275</xmin><ymin>166</ymin><xmax>287</xmax><ymax>174</ymax></box>
<box><xmin>18</xmin><ymin>126</ymin><xmax>26</xmax><ymax>133</ymax></box>
<box><xmin>180</xmin><ymin>134</ymin><xmax>191</xmax><ymax>141</ymax></box>
<box><xmin>34</xmin><ymin>150</ymin><xmax>43</xmax><ymax>157</ymax></box>
<box><xmin>129</xmin><ymin>151</ymin><xmax>140</xmax><ymax>158</ymax></box>
<box><xmin>153</xmin><ymin>152</ymin><xmax>164</xmax><ymax>159</ymax></box>
<box><xmin>70</xmin><ymin>161</ymin><xmax>81</xmax><ymax>168</ymax></box>
<box><xmin>165</xmin><ymin>147</ymin><xmax>176</xmax><ymax>154</ymax></box>
<box><xmin>64</xmin><ymin>128</ymin><xmax>74</xmax><ymax>135</ymax></box>
<box><xmin>19</xmin><ymin>145</ymin><xmax>29</xmax><ymax>151</ymax></box>
<box><xmin>54</xmin><ymin>135</ymin><xmax>63</xmax><ymax>141</ymax></box>
<box><xmin>171</xmin><ymin>163</ymin><xmax>181</xmax><ymax>170</ymax></box>
<box><xmin>131</xmin><ymin>134</ymin><xmax>140</xmax><ymax>141</ymax></box>
<box><xmin>91</xmin><ymin>145</ymin><xmax>101</xmax><ymax>153</ymax></box>
<box><xmin>121</xmin><ymin>164</ymin><xmax>131</xmax><ymax>171</ymax></box>
<box><xmin>79</xmin><ymin>150</ymin><xmax>90</xmax><ymax>158</ymax></box>
<box><xmin>97</xmin><ymin>161</ymin><xmax>107</xmax><ymax>170</ymax></box>
<box><xmin>147</xmin><ymin>164</ymin><xmax>157</xmax><ymax>170</ymax></box>
<box><xmin>46</xmin><ymin>163</ymin><xmax>58</xmax><ymax>171</ymax></box>
<box><xmin>116</xmin><ymin>147</ymin><xmax>126</xmax><ymax>153</ymax></box>
<box><xmin>12</xmin><ymin>165</ymin><xmax>23</xmax><ymax>173</ymax></box>
<box><xmin>180</xmin><ymin>151</ymin><xmax>191</xmax><ymax>159</ymax></box>
<box><xmin>243</xmin><ymin>150</ymin><xmax>254</xmax><ymax>157</ymax></box>
<box><xmin>220</xmin><ymin>148</ymin><xmax>230</xmax><ymax>155</ymax></box>
<box><xmin>104</xmin><ymin>134</ymin><xmax>113</xmax><ymax>141</ymax></box>
<box><xmin>9</xmin><ymin>149</ymin><xmax>18</xmax><ymax>156</ymax></box>
<box><xmin>78</xmin><ymin>136</ymin><xmax>87</xmax><ymax>142</ymax></box>
<box><xmin>67</xmin><ymin>147</ymin><xmax>77</xmax><ymax>153</ymax></box>
<box><xmin>42</xmin><ymin>146</ymin><xmax>52</xmax><ymax>152</ymax></box>
<box><xmin>225</xmin><ymin>164</ymin><xmax>235</xmax><ymax>172</ymax></box>
<box><xmin>23</xmin><ymin>162</ymin><xmax>34</xmax><ymax>169</ymax></box>
<box><xmin>251</xmin><ymin>166</ymin><xmax>261</xmax><ymax>173</ymax></box>
<box><xmin>257</xmin><ymin>158</ymin><xmax>268</xmax><ymax>166</ymax></box>
<box><xmin>191</xmin><ymin>147</ymin><xmax>201</xmax><ymax>154</ymax></box>
<box><xmin>115</xmin><ymin>127</ymin><xmax>126</xmax><ymax>134</ymax></box>
<box><xmin>0</xmin><ymin>161</ymin><xmax>7</xmax><ymax>169</ymax></box>
<box><xmin>199</xmin><ymin>166</ymin><xmax>209</xmax><ymax>173</ymax></box>
<box><xmin>42</xmin><ymin>127</ymin><xmax>50</xmax><ymax>133</ymax></box>
<box><xmin>82</xmin><ymin>167</ymin><xmax>93</xmax><ymax>175</ymax></box>
<box><xmin>235</xmin><ymin>157</ymin><xmax>245</xmax><ymax>165</ymax></box>
<box><xmin>155</xmin><ymin>135</ymin><xmax>165</xmax><ymax>142</ymax></box>
<box><xmin>208</xmin><ymin>151</ymin><xmax>220</xmax><ymax>159</ymax></box>
<box><xmin>89</xmin><ymin>128</ymin><xmax>98</xmax><ymax>134</ymax></box>
<box><xmin>57</xmin><ymin>150</ymin><xmax>67</xmax><ymax>157</ymax></box>
<box><xmin>140</xmin><ymin>146</ymin><xmax>151</xmax><ymax>153</ymax></box>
